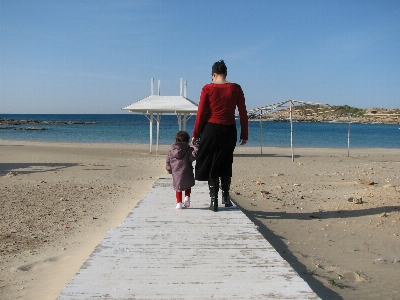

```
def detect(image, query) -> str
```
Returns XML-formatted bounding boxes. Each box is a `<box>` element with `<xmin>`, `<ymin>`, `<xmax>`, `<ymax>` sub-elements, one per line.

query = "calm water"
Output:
<box><xmin>1</xmin><ymin>114</ymin><xmax>399</xmax><ymax>148</ymax></box>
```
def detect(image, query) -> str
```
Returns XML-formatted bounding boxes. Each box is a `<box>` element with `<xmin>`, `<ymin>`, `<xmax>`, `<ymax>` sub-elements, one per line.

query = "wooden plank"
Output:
<box><xmin>58</xmin><ymin>176</ymin><xmax>319</xmax><ymax>299</ymax></box>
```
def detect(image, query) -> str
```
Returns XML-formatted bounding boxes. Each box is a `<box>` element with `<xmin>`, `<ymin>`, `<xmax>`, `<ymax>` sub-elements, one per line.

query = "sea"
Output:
<box><xmin>0</xmin><ymin>114</ymin><xmax>399</xmax><ymax>149</ymax></box>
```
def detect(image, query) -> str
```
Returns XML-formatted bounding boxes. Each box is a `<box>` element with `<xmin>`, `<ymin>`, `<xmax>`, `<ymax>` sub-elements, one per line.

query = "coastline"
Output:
<box><xmin>1</xmin><ymin>114</ymin><xmax>400</xmax><ymax>149</ymax></box>
<box><xmin>1</xmin><ymin>140</ymin><xmax>399</xmax><ymax>299</ymax></box>
<box><xmin>248</xmin><ymin>106</ymin><xmax>400</xmax><ymax>124</ymax></box>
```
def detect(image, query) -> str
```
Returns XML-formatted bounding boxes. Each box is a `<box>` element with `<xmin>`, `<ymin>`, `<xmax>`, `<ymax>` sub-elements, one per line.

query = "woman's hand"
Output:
<box><xmin>192</xmin><ymin>137</ymin><xmax>199</xmax><ymax>145</ymax></box>
<box><xmin>239</xmin><ymin>139</ymin><xmax>247</xmax><ymax>145</ymax></box>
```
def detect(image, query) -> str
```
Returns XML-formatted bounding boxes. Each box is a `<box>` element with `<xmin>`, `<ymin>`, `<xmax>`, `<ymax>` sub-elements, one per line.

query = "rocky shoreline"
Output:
<box><xmin>0</xmin><ymin>118</ymin><xmax>95</xmax><ymax>125</ymax></box>
<box><xmin>2</xmin><ymin>106</ymin><xmax>400</xmax><ymax>127</ymax></box>
<box><xmin>249</xmin><ymin>106</ymin><xmax>400</xmax><ymax>124</ymax></box>
<box><xmin>0</xmin><ymin>118</ymin><xmax>95</xmax><ymax>130</ymax></box>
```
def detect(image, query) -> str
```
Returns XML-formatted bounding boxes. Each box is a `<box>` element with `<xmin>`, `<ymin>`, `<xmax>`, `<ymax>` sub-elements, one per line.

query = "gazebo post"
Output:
<box><xmin>259</xmin><ymin>115</ymin><xmax>263</xmax><ymax>155</ymax></box>
<box><xmin>149</xmin><ymin>112</ymin><xmax>153</xmax><ymax>153</ymax></box>
<box><xmin>184</xmin><ymin>80</ymin><xmax>187</xmax><ymax>98</ymax></box>
<box><xmin>183</xmin><ymin>113</ymin><xmax>187</xmax><ymax>131</ymax></box>
<box><xmin>178</xmin><ymin>112</ymin><xmax>194</xmax><ymax>133</ymax></box>
<box><xmin>347</xmin><ymin>113</ymin><xmax>352</xmax><ymax>157</ymax></box>
<box><xmin>177</xmin><ymin>113</ymin><xmax>182</xmax><ymax>131</ymax></box>
<box><xmin>290</xmin><ymin>100</ymin><xmax>294</xmax><ymax>163</ymax></box>
<box><xmin>156</xmin><ymin>113</ymin><xmax>162</xmax><ymax>154</ymax></box>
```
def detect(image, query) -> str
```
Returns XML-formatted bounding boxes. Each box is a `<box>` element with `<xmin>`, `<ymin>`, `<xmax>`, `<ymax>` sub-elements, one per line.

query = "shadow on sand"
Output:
<box><xmin>0</xmin><ymin>163</ymin><xmax>80</xmax><ymax>175</ymax></box>
<box><xmin>232</xmin><ymin>198</ymin><xmax>349</xmax><ymax>300</ymax></box>
<box><xmin>233</xmin><ymin>153</ymin><xmax>301</xmax><ymax>159</ymax></box>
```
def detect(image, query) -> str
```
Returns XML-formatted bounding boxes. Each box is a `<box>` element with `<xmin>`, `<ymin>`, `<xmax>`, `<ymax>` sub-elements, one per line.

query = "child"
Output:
<box><xmin>166</xmin><ymin>131</ymin><xmax>198</xmax><ymax>209</ymax></box>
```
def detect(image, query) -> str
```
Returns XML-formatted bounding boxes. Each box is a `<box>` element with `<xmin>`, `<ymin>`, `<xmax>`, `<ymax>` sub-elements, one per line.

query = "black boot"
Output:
<box><xmin>208</xmin><ymin>178</ymin><xmax>219</xmax><ymax>212</ymax></box>
<box><xmin>221</xmin><ymin>176</ymin><xmax>233</xmax><ymax>207</ymax></box>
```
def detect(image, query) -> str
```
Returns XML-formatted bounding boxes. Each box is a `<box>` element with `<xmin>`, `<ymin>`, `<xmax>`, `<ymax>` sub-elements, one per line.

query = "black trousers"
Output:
<box><xmin>195</xmin><ymin>123</ymin><xmax>237</xmax><ymax>181</ymax></box>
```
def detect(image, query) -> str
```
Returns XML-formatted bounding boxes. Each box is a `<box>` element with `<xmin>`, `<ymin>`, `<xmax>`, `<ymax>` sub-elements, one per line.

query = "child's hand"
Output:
<box><xmin>191</xmin><ymin>137</ymin><xmax>199</xmax><ymax>145</ymax></box>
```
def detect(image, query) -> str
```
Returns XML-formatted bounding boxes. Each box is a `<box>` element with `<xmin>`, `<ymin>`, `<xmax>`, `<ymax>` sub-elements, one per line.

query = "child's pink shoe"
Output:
<box><xmin>184</xmin><ymin>196</ymin><xmax>190</xmax><ymax>208</ymax></box>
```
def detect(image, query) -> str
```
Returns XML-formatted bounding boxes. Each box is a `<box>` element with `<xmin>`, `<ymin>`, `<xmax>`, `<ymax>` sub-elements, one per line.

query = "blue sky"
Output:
<box><xmin>1</xmin><ymin>0</ymin><xmax>399</xmax><ymax>114</ymax></box>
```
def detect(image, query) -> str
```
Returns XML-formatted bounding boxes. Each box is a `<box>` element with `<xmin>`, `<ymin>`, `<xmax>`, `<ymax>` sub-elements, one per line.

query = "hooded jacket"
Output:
<box><xmin>166</xmin><ymin>142</ymin><xmax>197</xmax><ymax>191</ymax></box>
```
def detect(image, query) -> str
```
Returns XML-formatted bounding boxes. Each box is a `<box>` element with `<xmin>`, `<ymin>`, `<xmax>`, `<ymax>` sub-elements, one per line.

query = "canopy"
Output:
<box><xmin>122</xmin><ymin>79</ymin><xmax>198</xmax><ymax>153</ymax></box>
<box><xmin>248</xmin><ymin>100</ymin><xmax>330</xmax><ymax>162</ymax></box>
<box><xmin>122</xmin><ymin>95</ymin><xmax>198</xmax><ymax>114</ymax></box>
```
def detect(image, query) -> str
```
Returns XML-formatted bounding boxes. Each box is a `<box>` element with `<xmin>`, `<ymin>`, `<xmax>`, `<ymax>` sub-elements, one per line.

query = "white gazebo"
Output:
<box><xmin>122</xmin><ymin>78</ymin><xmax>198</xmax><ymax>153</ymax></box>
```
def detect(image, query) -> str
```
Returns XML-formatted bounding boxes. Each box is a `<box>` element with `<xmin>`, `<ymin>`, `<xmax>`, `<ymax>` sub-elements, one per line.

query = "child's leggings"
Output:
<box><xmin>176</xmin><ymin>188</ymin><xmax>191</xmax><ymax>203</ymax></box>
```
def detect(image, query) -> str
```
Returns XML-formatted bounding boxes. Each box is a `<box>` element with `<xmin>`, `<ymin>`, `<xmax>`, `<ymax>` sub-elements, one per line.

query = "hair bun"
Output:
<box><xmin>212</xmin><ymin>60</ymin><xmax>227</xmax><ymax>75</ymax></box>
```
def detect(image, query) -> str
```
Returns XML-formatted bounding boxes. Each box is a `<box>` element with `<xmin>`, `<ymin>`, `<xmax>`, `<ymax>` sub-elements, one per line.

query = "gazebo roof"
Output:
<box><xmin>121</xmin><ymin>78</ymin><xmax>198</xmax><ymax>153</ymax></box>
<box><xmin>122</xmin><ymin>95</ymin><xmax>198</xmax><ymax>114</ymax></box>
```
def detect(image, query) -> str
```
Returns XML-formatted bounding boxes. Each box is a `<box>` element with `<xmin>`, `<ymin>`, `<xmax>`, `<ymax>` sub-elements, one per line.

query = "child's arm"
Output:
<box><xmin>189</xmin><ymin>144</ymin><xmax>199</xmax><ymax>162</ymax></box>
<box><xmin>165</xmin><ymin>151</ymin><xmax>172</xmax><ymax>174</ymax></box>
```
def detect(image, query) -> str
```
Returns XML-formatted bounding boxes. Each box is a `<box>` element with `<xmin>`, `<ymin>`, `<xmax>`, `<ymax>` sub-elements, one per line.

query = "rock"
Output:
<box><xmin>358</xmin><ymin>180</ymin><xmax>375</xmax><ymax>185</ymax></box>
<box><xmin>383</xmin><ymin>184</ymin><xmax>395</xmax><ymax>188</ymax></box>
<box><xmin>14</xmin><ymin>127</ymin><xmax>46</xmax><ymax>130</ymax></box>
<box><xmin>326</xmin><ymin>266</ymin><xmax>367</xmax><ymax>282</ymax></box>
<box><xmin>5</xmin><ymin>172</ymin><xmax>18</xmax><ymax>177</ymax></box>
<box><xmin>353</xmin><ymin>197</ymin><xmax>363</xmax><ymax>204</ymax></box>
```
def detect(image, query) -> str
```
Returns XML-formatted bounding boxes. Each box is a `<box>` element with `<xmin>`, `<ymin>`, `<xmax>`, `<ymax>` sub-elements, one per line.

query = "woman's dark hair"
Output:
<box><xmin>175</xmin><ymin>131</ymin><xmax>190</xmax><ymax>143</ymax></box>
<box><xmin>212</xmin><ymin>60</ymin><xmax>227</xmax><ymax>76</ymax></box>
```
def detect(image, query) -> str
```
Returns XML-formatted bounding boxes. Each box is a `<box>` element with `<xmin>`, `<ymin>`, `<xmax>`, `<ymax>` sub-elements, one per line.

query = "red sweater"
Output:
<box><xmin>192</xmin><ymin>82</ymin><xmax>248</xmax><ymax>140</ymax></box>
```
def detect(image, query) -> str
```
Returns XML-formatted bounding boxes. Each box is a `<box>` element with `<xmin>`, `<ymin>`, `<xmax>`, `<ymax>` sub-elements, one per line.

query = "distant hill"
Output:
<box><xmin>249</xmin><ymin>105</ymin><xmax>400</xmax><ymax>124</ymax></box>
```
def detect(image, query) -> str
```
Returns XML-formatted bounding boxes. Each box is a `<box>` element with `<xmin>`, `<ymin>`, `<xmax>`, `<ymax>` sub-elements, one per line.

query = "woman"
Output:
<box><xmin>192</xmin><ymin>60</ymin><xmax>248</xmax><ymax>212</ymax></box>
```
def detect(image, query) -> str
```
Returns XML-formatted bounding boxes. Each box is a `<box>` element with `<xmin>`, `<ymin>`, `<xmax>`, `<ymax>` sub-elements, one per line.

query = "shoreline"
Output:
<box><xmin>2</xmin><ymin>114</ymin><xmax>400</xmax><ymax>149</ymax></box>
<box><xmin>1</xmin><ymin>138</ymin><xmax>399</xmax><ymax>151</ymax></box>
<box><xmin>2</xmin><ymin>111</ymin><xmax>400</xmax><ymax>125</ymax></box>
<box><xmin>1</xmin><ymin>140</ymin><xmax>399</xmax><ymax>299</ymax></box>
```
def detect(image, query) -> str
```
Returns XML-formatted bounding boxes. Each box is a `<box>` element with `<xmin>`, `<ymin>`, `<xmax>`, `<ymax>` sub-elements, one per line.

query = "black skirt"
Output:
<box><xmin>195</xmin><ymin>122</ymin><xmax>237</xmax><ymax>181</ymax></box>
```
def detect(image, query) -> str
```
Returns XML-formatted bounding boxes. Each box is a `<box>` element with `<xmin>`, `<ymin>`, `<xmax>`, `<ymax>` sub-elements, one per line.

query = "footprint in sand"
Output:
<box><xmin>11</xmin><ymin>255</ymin><xmax>69</xmax><ymax>273</ymax></box>
<box><xmin>326</xmin><ymin>266</ymin><xmax>367</xmax><ymax>282</ymax></box>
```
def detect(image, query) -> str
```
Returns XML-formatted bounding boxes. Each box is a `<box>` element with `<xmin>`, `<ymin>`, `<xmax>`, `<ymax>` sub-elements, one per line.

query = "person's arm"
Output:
<box><xmin>236</xmin><ymin>85</ymin><xmax>248</xmax><ymax>144</ymax></box>
<box><xmin>192</xmin><ymin>86</ymin><xmax>209</xmax><ymax>142</ymax></box>
<box><xmin>190</xmin><ymin>144</ymin><xmax>199</xmax><ymax>161</ymax></box>
<box><xmin>165</xmin><ymin>151</ymin><xmax>172</xmax><ymax>174</ymax></box>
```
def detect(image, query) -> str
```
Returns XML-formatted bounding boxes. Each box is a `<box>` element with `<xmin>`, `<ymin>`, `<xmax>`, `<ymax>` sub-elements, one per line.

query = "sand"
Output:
<box><xmin>232</xmin><ymin>147</ymin><xmax>399</xmax><ymax>300</ymax></box>
<box><xmin>0</xmin><ymin>140</ymin><xmax>399</xmax><ymax>300</ymax></box>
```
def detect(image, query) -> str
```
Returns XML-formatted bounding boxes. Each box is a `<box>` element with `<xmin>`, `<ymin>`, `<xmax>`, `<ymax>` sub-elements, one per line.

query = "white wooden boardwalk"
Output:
<box><xmin>58</xmin><ymin>175</ymin><xmax>319</xmax><ymax>300</ymax></box>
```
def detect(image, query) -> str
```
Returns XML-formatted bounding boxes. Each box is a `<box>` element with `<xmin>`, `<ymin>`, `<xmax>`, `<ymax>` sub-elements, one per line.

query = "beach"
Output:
<box><xmin>0</xmin><ymin>140</ymin><xmax>399</xmax><ymax>300</ymax></box>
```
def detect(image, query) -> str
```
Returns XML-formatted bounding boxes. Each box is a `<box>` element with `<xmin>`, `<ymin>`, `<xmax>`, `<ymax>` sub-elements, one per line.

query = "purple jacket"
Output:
<box><xmin>166</xmin><ymin>142</ymin><xmax>197</xmax><ymax>191</ymax></box>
